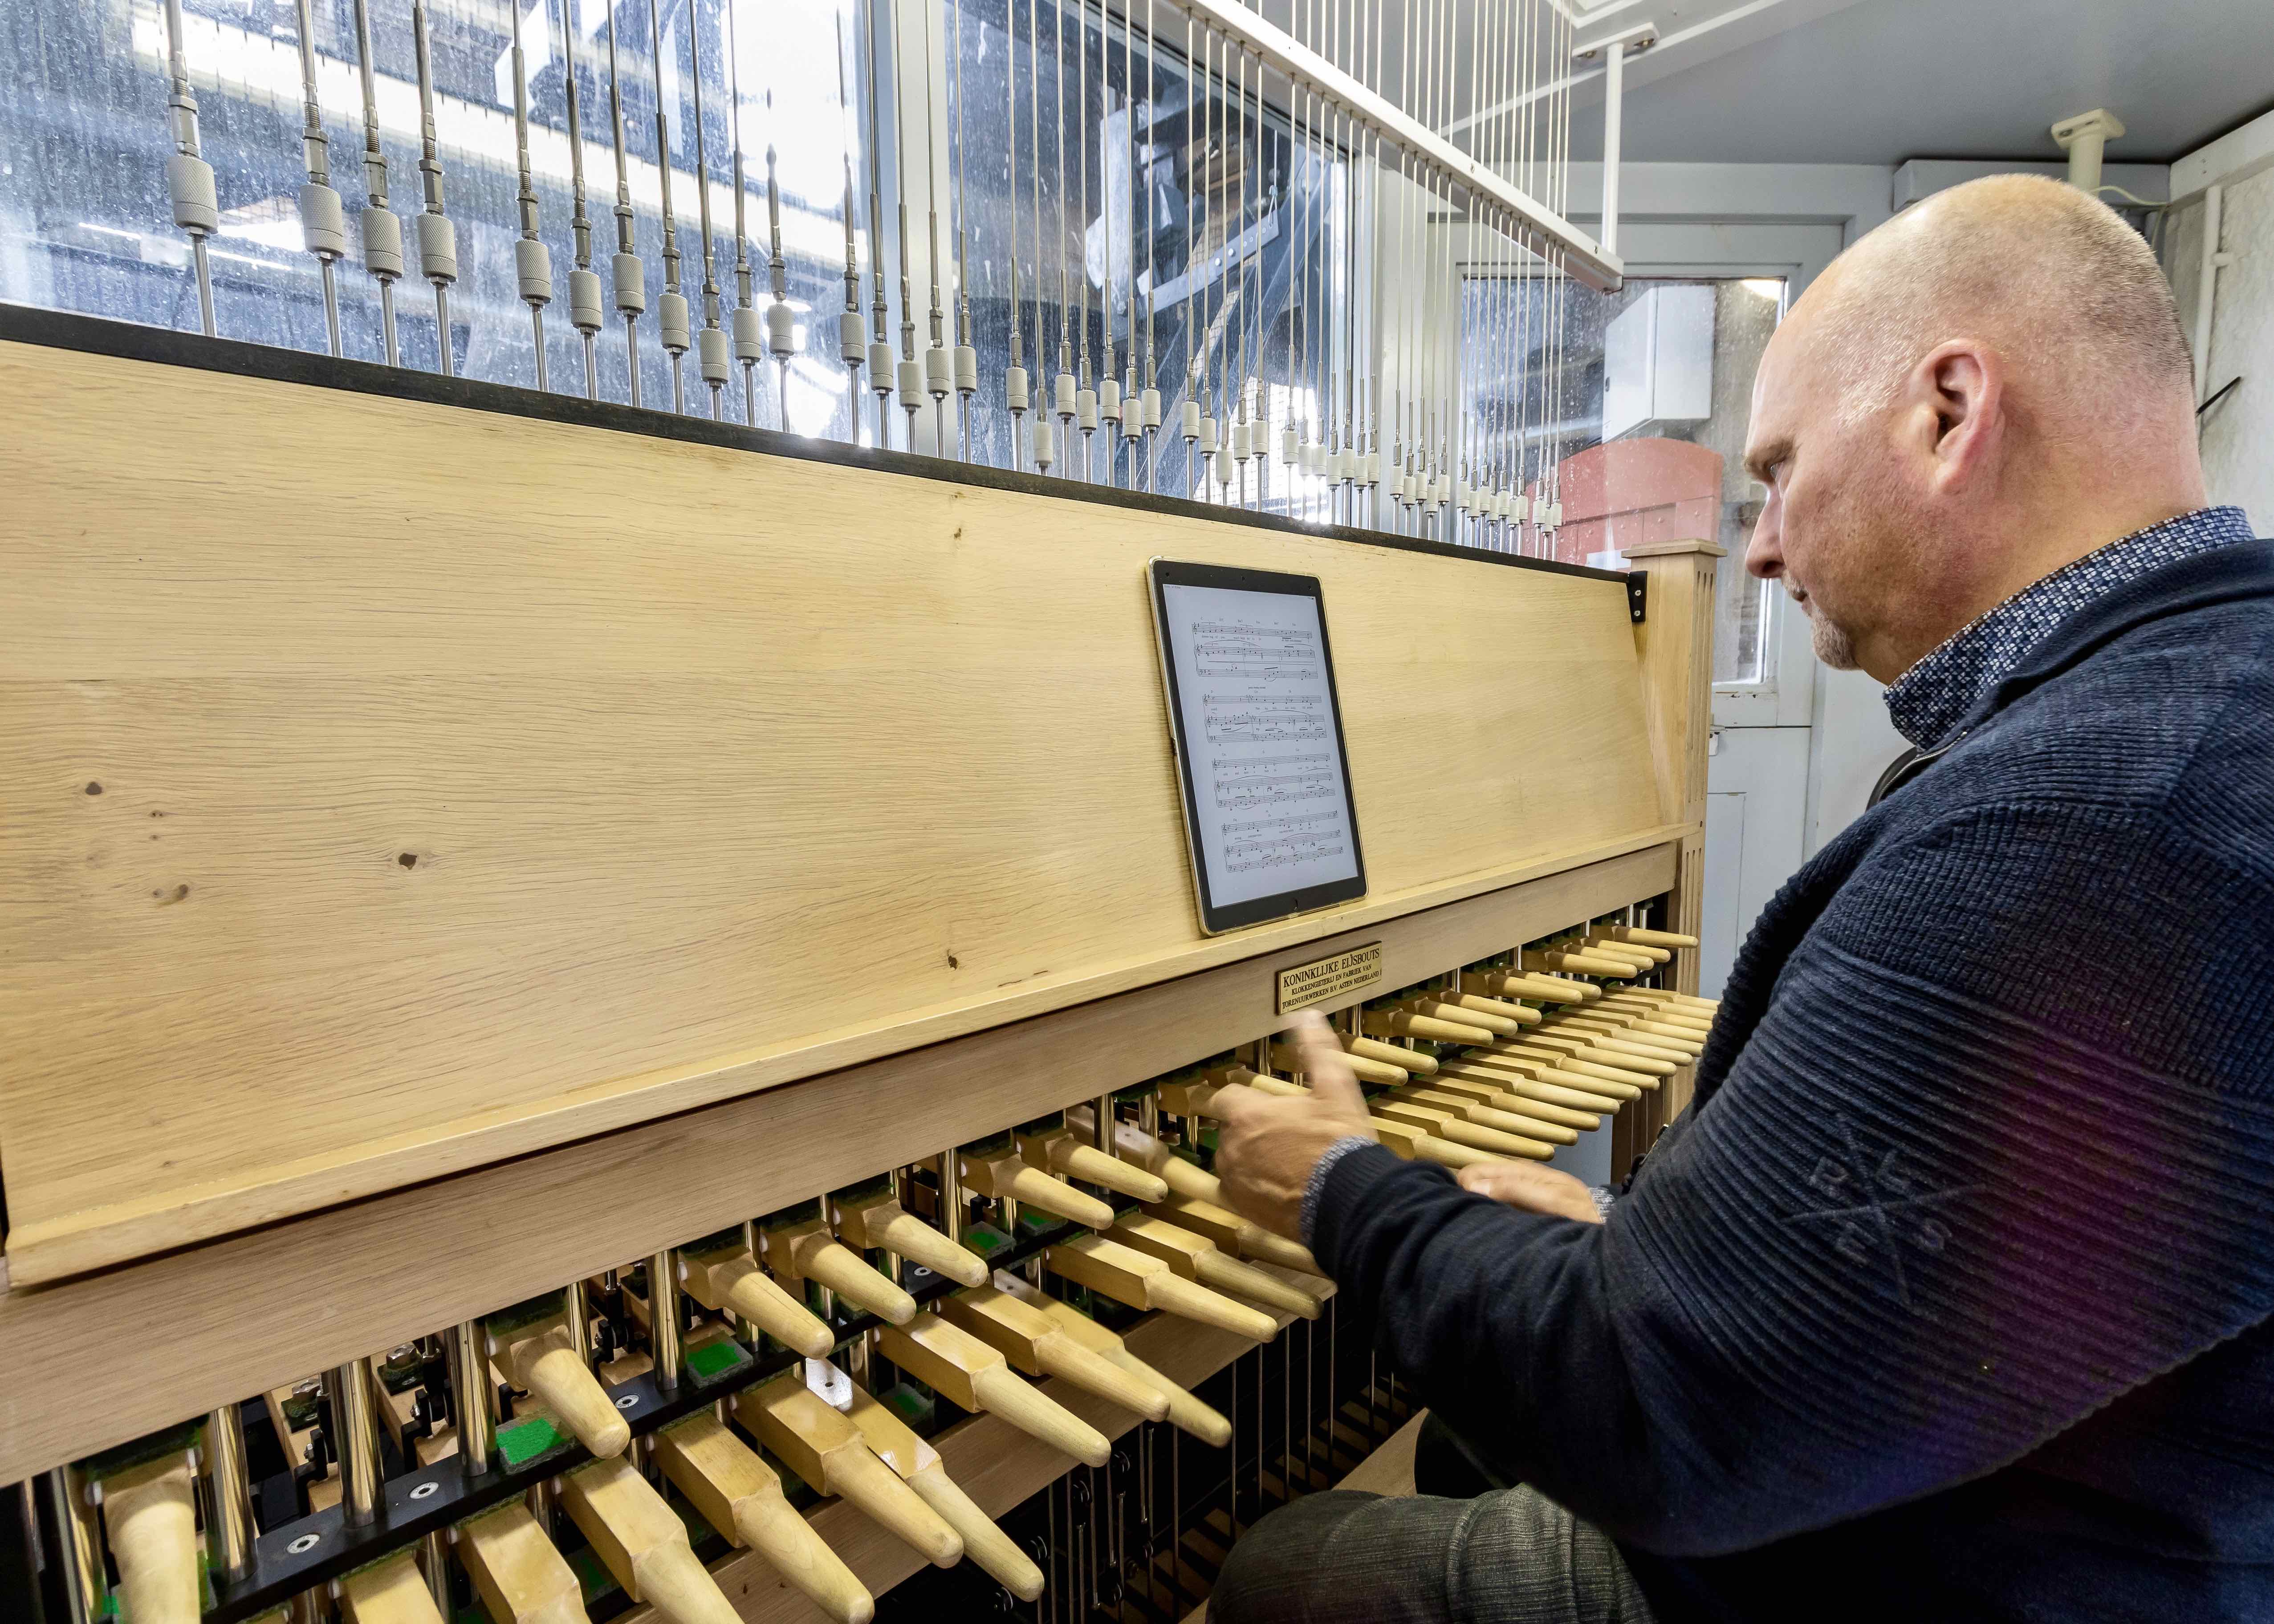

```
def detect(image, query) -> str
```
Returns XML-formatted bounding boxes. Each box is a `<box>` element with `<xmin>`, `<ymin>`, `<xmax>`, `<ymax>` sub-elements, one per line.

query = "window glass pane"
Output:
<box><xmin>1461</xmin><ymin>271</ymin><xmax>1784</xmax><ymax>686</ymax></box>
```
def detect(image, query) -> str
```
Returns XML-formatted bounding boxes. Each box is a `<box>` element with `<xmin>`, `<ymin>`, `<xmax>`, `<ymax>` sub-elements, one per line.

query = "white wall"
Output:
<box><xmin>2166</xmin><ymin>110</ymin><xmax>2274</xmax><ymax>532</ymax></box>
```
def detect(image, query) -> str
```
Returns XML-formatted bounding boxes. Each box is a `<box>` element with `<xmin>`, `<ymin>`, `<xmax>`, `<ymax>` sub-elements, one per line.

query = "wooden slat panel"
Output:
<box><xmin>0</xmin><ymin>341</ymin><xmax>1666</xmax><ymax>1281</ymax></box>
<box><xmin>0</xmin><ymin>840</ymin><xmax>1672</xmax><ymax>1482</ymax></box>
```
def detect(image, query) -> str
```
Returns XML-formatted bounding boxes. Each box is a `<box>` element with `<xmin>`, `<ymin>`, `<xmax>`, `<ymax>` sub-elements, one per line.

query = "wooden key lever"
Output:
<box><xmin>458</xmin><ymin>1500</ymin><xmax>590</xmax><ymax>1624</ymax></box>
<box><xmin>1018</xmin><ymin>1115</ymin><xmax>1171</xmax><ymax>1202</ymax></box>
<box><xmin>337</xmin><ymin>1551</ymin><xmax>447</xmax><ymax>1624</ymax></box>
<box><xmin>1067</xmin><ymin>1105</ymin><xmax>1222</xmax><ymax>1203</ymax></box>
<box><xmin>1472</xmin><ymin>969</ymin><xmax>1599</xmax><ymax>1004</ymax></box>
<box><xmin>1391</xmin><ymin>1084</ymin><xmax>1581</xmax><ymax>1145</ymax></box>
<box><xmin>677</xmin><ymin>1229</ymin><xmax>834</xmax><ymax>1358</ymax></box>
<box><xmin>874</xmin><ymin>1315</ymin><xmax>1113</xmax><ymax>1466</ymax></box>
<box><xmin>939</xmin><ymin>1285</ymin><xmax>1174</xmax><ymax>1418</ymax></box>
<box><xmin>99</xmin><ymin>1449</ymin><xmax>198</xmax><ymax>1624</ymax></box>
<box><xmin>1521</xmin><ymin>947</ymin><xmax>1635</xmax><ymax>978</ymax></box>
<box><xmin>1418</xmin><ymin>1075</ymin><xmax>1602</xmax><ymax>1132</ymax></box>
<box><xmin>1396</xmin><ymin>994</ymin><xmax>1534</xmax><ymax>1035</ymax></box>
<box><xmin>1362</xmin><ymin>1007</ymin><xmax>1497</xmax><ymax>1045</ymax></box>
<box><xmin>734</xmin><ymin>1376</ymin><xmax>964</xmax><ymax>1568</ymax></box>
<box><xmin>561</xmin><ymin>1454</ymin><xmax>740</xmax><ymax>1624</ymax></box>
<box><xmin>1373</xmin><ymin>1097</ymin><xmax>1554</xmax><ymax>1161</ymax></box>
<box><xmin>996</xmin><ymin>1273</ymin><xmax>1236</xmax><ymax>1446</ymax></box>
<box><xmin>762</xmin><ymin>1207</ymin><xmax>919</xmax><ymax>1325</ymax></box>
<box><xmin>844</xmin><ymin>1380</ymin><xmax>1045</xmax><ymax>1602</ymax></box>
<box><xmin>1368</xmin><ymin>1114</ymin><xmax>1513</xmax><ymax>1171</ymax></box>
<box><xmin>957</xmin><ymin>1133</ymin><xmax>1116</xmax><ymax>1229</ymax></box>
<box><xmin>1108</xmin><ymin>1211</ymin><xmax>1324</xmax><ymax>1319</ymax></box>
<box><xmin>1043</xmin><ymin>1234</ymin><xmax>1277</xmax><ymax>1341</ymax></box>
<box><xmin>484</xmin><ymin>1290</ymin><xmax>630</xmax><ymax>1458</ymax></box>
<box><xmin>1582</xmin><ymin>932</ymin><xmax>1670</xmax><ymax>963</ymax></box>
<box><xmin>1143</xmin><ymin>1188</ymin><xmax>1327</xmax><ymax>1278</ymax></box>
<box><xmin>1606</xmin><ymin>925</ymin><xmax>1701</xmax><ymax>949</ymax></box>
<box><xmin>652</xmin><ymin>1410</ymin><xmax>873</xmax><ymax>1624</ymax></box>
<box><xmin>1343</xmin><ymin>1032</ymin><xmax>1440</xmax><ymax>1074</ymax></box>
<box><xmin>1263</xmin><ymin>1039</ymin><xmax>1409</xmax><ymax>1083</ymax></box>
<box><xmin>831</xmin><ymin>1181</ymin><xmax>988</xmax><ymax>1288</ymax></box>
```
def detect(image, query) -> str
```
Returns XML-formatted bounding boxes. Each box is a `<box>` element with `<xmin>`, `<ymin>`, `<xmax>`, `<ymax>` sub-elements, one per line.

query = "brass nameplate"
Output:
<box><xmin>1275</xmin><ymin>942</ymin><xmax>1383</xmax><ymax>1015</ymax></box>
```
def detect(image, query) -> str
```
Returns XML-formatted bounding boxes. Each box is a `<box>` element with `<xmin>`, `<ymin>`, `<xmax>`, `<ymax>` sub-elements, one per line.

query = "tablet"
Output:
<box><xmin>1147</xmin><ymin>559</ymin><xmax>1368</xmax><ymax>935</ymax></box>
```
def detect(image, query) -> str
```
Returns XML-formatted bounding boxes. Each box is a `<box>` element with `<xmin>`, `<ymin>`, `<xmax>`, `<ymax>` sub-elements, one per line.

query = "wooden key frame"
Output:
<box><xmin>830</xmin><ymin>1185</ymin><xmax>989</xmax><ymax>1289</ymax></box>
<box><xmin>457</xmin><ymin>1499</ymin><xmax>590</xmax><ymax>1624</ymax></box>
<box><xmin>651</xmin><ymin>1411</ymin><xmax>874</xmax><ymax>1624</ymax></box>
<box><xmin>842</xmin><ymin>1381</ymin><xmax>1045</xmax><ymax>1604</ymax></box>
<box><xmin>560</xmin><ymin>1453</ymin><xmax>743</xmax><ymax>1624</ymax></box>
<box><xmin>761</xmin><ymin>1212</ymin><xmax>919</xmax><ymax>1326</ymax></box>
<box><xmin>937</xmin><ymin>1287</ymin><xmax>1172</xmax><ymax>1419</ymax></box>
<box><xmin>483</xmin><ymin>1292</ymin><xmax>630</xmax><ymax>1460</ymax></box>
<box><xmin>956</xmin><ymin>1136</ymin><xmax>1116</xmax><ymax>1230</ymax></box>
<box><xmin>677</xmin><ymin>1232</ymin><xmax>835</xmax><ymax>1360</ymax></box>
<box><xmin>1017</xmin><ymin>1121</ymin><xmax>1172</xmax><ymax>1203</ymax></box>
<box><xmin>872</xmin><ymin>1315</ymin><xmax>1112</xmax><ymax>1467</ymax></box>
<box><xmin>336</xmin><ymin>1551</ymin><xmax>447</xmax><ymax>1624</ymax></box>
<box><xmin>735</xmin><ymin>1375</ymin><xmax>966</xmax><ymax>1569</ymax></box>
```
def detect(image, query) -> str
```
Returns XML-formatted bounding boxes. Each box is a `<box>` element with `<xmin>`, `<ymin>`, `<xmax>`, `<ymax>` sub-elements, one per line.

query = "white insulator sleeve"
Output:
<box><xmin>954</xmin><ymin>345</ymin><xmax>978</xmax><ymax>394</ymax></box>
<box><xmin>1213</xmin><ymin>447</ymin><xmax>1233</xmax><ymax>485</ymax></box>
<box><xmin>612</xmin><ymin>252</ymin><xmax>646</xmax><ymax>314</ymax></box>
<box><xmin>1304</xmin><ymin>442</ymin><xmax>1326</xmax><ymax>474</ymax></box>
<box><xmin>1198</xmin><ymin>416</ymin><xmax>1218</xmax><ymax>455</ymax></box>
<box><xmin>1180</xmin><ymin>399</ymin><xmax>1200</xmax><ymax>440</ymax></box>
<box><xmin>569</xmin><ymin>267</ymin><xmax>604</xmax><ymax>333</ymax></box>
<box><xmin>1142</xmin><ymin>388</ymin><xmax>1162</xmax><ymax>429</ymax></box>
<box><xmin>1098</xmin><ymin>378</ymin><xmax>1122</xmax><ymax>422</ymax></box>
<box><xmin>514</xmin><ymin>236</ymin><xmax>552</xmax><ymax>305</ymax></box>
<box><xmin>1547</xmin><ymin>501</ymin><xmax>1564</xmax><ymax>527</ymax></box>
<box><xmin>1076</xmin><ymin>387</ymin><xmax>1097</xmax><ymax>432</ymax></box>
<box><xmin>1054</xmin><ymin>371</ymin><xmax>1077</xmax><ymax>418</ymax></box>
<box><xmin>698</xmin><ymin>324</ymin><xmax>730</xmax><ymax>384</ymax></box>
<box><xmin>734</xmin><ymin>304</ymin><xmax>764</xmax><ymax>362</ymax></box>
<box><xmin>765</xmin><ymin>300</ymin><xmax>795</xmax><ymax>359</ymax></box>
<box><xmin>167</xmin><ymin>152</ymin><xmax>218</xmax><ymax>234</ymax></box>
<box><xmin>298</xmin><ymin>183</ymin><xmax>346</xmax><ymax>260</ymax></box>
<box><xmin>867</xmin><ymin>339</ymin><xmax>894</xmax><ymax>386</ymax></box>
<box><xmin>416</xmin><ymin>211</ymin><xmax>457</xmax><ymax>285</ymax></box>
<box><xmin>840</xmin><ymin>311</ymin><xmax>866</xmax><ymax>363</ymax></box>
<box><xmin>897</xmin><ymin>355</ymin><xmax>924</xmax><ymax>406</ymax></box>
<box><xmin>361</xmin><ymin>207</ymin><xmax>404</xmax><ymax>279</ymax></box>
<box><xmin>657</xmin><ymin>289</ymin><xmax>691</xmax><ymax>353</ymax></box>
<box><xmin>1005</xmin><ymin>364</ymin><xmax>1029</xmax><ymax>411</ymax></box>
<box><xmin>1031</xmin><ymin>413</ymin><xmax>1055</xmax><ymax>467</ymax></box>
<box><xmin>1231</xmin><ymin>420</ymin><xmax>1251</xmax><ymax>460</ymax></box>
<box><xmin>925</xmin><ymin>346</ymin><xmax>952</xmax><ymax>399</ymax></box>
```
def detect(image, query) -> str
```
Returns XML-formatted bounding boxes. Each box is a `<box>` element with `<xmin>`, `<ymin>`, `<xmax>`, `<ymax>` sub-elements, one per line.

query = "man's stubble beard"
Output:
<box><xmin>1805</xmin><ymin>598</ymin><xmax>1860</xmax><ymax>670</ymax></box>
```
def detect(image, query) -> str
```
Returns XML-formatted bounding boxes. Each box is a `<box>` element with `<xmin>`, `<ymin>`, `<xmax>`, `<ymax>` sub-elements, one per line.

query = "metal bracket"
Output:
<box><xmin>1626</xmin><ymin>572</ymin><xmax>1648</xmax><ymax>623</ymax></box>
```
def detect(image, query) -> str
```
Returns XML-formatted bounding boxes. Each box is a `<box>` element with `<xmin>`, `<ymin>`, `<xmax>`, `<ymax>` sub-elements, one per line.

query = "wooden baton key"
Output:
<box><xmin>560</xmin><ymin>1454</ymin><xmax>742</xmax><ymax>1624</ymax></box>
<box><xmin>1264</xmin><ymin>1042</ymin><xmax>1408</xmax><ymax>1084</ymax></box>
<box><xmin>873</xmin><ymin>1314</ymin><xmax>1113</xmax><ymax>1466</ymax></box>
<box><xmin>457</xmin><ymin>1500</ymin><xmax>591</xmax><ymax>1624</ymax></box>
<box><xmin>1397</xmin><ymin>995</ymin><xmax>1525</xmax><ymax>1035</ymax></box>
<box><xmin>957</xmin><ymin>1134</ymin><xmax>1116</xmax><ymax>1230</ymax></box>
<box><xmin>1474</xmin><ymin>969</ymin><xmax>1599</xmax><ymax>1004</ymax></box>
<box><xmin>734</xmin><ymin>1375</ymin><xmax>965</xmax><ymax>1567</ymax></box>
<box><xmin>831</xmin><ymin>1180</ymin><xmax>989</xmax><ymax>1288</ymax></box>
<box><xmin>844</xmin><ymin>1381</ymin><xmax>1045</xmax><ymax>1602</ymax></box>
<box><xmin>1367</xmin><ymin>1114</ymin><xmax>1510</xmax><ymax>1170</ymax></box>
<box><xmin>1143</xmin><ymin>1189</ymin><xmax>1327</xmax><ymax>1277</ymax></box>
<box><xmin>1066</xmin><ymin>1105</ymin><xmax>1224</xmax><ymax>1205</ymax></box>
<box><xmin>676</xmin><ymin>1229</ymin><xmax>835</xmax><ymax>1358</ymax></box>
<box><xmin>762</xmin><ymin>1208</ymin><xmax>920</xmax><ymax>1325</ymax></box>
<box><xmin>1043</xmin><ymin>1234</ymin><xmax>1278</xmax><ymax>1340</ymax></box>
<box><xmin>1420</xmin><ymin>1074</ymin><xmax>1603</xmax><ymax>1131</ymax></box>
<box><xmin>1019</xmin><ymin>1287</ymin><xmax>1235</xmax><ymax>1446</ymax></box>
<box><xmin>1362</xmin><ymin>1007</ymin><xmax>1496</xmax><ymax>1045</ymax></box>
<box><xmin>938</xmin><ymin>1285</ymin><xmax>1173</xmax><ymax>1417</ymax></box>
<box><xmin>651</xmin><ymin>1410</ymin><xmax>873</xmax><ymax>1624</ymax></box>
<box><xmin>1018</xmin><ymin>1116</ymin><xmax>1171</xmax><ymax>1202</ymax></box>
<box><xmin>337</xmin><ymin>1551</ymin><xmax>447</xmax><ymax>1624</ymax></box>
<box><xmin>1108</xmin><ymin>1211</ymin><xmax>1324</xmax><ymax>1319</ymax></box>
<box><xmin>1606</xmin><ymin>925</ymin><xmax>1701</xmax><ymax>949</ymax></box>
<box><xmin>1344</xmin><ymin>1032</ymin><xmax>1439</xmax><ymax>1074</ymax></box>
<box><xmin>100</xmin><ymin>1449</ymin><xmax>199</xmax><ymax>1624</ymax></box>
<box><xmin>1392</xmin><ymin>1084</ymin><xmax>1582</xmax><ymax>1144</ymax></box>
<box><xmin>1372</xmin><ymin>1097</ymin><xmax>1554</xmax><ymax>1161</ymax></box>
<box><xmin>484</xmin><ymin>1291</ymin><xmax>631</xmax><ymax>1458</ymax></box>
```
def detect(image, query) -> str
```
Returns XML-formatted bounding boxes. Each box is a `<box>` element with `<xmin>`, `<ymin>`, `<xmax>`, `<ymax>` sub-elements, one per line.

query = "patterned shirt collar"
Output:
<box><xmin>1883</xmin><ymin>506</ymin><xmax>2258</xmax><ymax>750</ymax></box>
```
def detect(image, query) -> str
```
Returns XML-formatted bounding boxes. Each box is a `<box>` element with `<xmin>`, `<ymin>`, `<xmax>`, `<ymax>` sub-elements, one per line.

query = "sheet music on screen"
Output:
<box><xmin>1158</xmin><ymin>583</ymin><xmax>1362</xmax><ymax>909</ymax></box>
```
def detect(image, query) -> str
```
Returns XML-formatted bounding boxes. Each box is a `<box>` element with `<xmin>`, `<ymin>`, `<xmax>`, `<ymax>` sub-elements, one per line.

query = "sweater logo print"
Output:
<box><xmin>1788</xmin><ymin>1119</ymin><xmax>1982</xmax><ymax>1313</ymax></box>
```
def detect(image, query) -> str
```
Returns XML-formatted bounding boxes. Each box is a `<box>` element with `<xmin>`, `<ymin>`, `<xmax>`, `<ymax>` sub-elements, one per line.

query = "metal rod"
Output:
<box><xmin>506</xmin><ymin>0</ymin><xmax>553</xmax><ymax>391</ymax></box>
<box><xmin>347</xmin><ymin>0</ymin><xmax>400</xmax><ymax>365</ymax></box>
<box><xmin>604</xmin><ymin>0</ymin><xmax>647</xmax><ymax>406</ymax></box>
<box><xmin>764</xmin><ymin>93</ymin><xmax>794</xmax><ymax>429</ymax></box>
<box><xmin>557</xmin><ymin>0</ymin><xmax>603</xmax><ymax>397</ymax></box>
<box><xmin>203</xmin><ymin>1402</ymin><xmax>257</xmax><ymax>1582</ymax></box>
<box><xmin>49</xmin><ymin>1467</ymin><xmax>104</xmax><ymax>1624</ymax></box>
<box><xmin>450</xmin><ymin>1320</ymin><xmax>495</xmax><ymax>1478</ymax></box>
<box><xmin>409</xmin><ymin>0</ymin><xmax>459</xmax><ymax>377</ymax></box>
<box><xmin>650</xmin><ymin>1247</ymin><xmax>683</xmax><ymax>1389</ymax></box>
<box><xmin>865</xmin><ymin>0</ymin><xmax>895</xmax><ymax>447</ymax></box>
<box><xmin>159</xmin><ymin>0</ymin><xmax>218</xmax><ymax>336</ymax></box>
<box><xmin>647</xmin><ymin>0</ymin><xmax>690</xmax><ymax>412</ymax></box>
<box><xmin>951</xmin><ymin>0</ymin><xmax>977</xmax><ymax>459</ymax></box>
<box><xmin>689</xmin><ymin>0</ymin><xmax>728</xmax><ymax>419</ymax></box>
<box><xmin>835</xmin><ymin>12</ymin><xmax>867</xmax><ymax>437</ymax></box>
<box><xmin>920</xmin><ymin>0</ymin><xmax>952</xmax><ymax>455</ymax></box>
<box><xmin>728</xmin><ymin>0</ymin><xmax>761</xmax><ymax>422</ymax></box>
<box><xmin>289</xmin><ymin>0</ymin><xmax>344</xmax><ymax>356</ymax></box>
<box><xmin>332</xmin><ymin>1356</ymin><xmax>380</xmax><ymax>1527</ymax></box>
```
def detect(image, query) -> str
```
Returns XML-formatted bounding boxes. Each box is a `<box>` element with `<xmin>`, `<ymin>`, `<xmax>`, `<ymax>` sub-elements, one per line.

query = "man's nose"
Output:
<box><xmin>1745</xmin><ymin>492</ymin><xmax>1784</xmax><ymax>581</ymax></box>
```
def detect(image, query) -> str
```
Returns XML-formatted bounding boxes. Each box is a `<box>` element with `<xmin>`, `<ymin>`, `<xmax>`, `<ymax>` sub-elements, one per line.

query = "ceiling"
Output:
<box><xmin>1556</xmin><ymin>0</ymin><xmax>2274</xmax><ymax>169</ymax></box>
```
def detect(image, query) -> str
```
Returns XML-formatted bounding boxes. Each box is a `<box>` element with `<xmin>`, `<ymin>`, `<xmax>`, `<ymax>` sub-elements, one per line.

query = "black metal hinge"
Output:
<box><xmin>1627</xmin><ymin>572</ymin><xmax>1648</xmax><ymax>623</ymax></box>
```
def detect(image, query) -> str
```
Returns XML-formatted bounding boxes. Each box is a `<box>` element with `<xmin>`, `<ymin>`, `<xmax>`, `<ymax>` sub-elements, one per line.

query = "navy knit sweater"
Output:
<box><xmin>1310</xmin><ymin>540</ymin><xmax>2274</xmax><ymax>1621</ymax></box>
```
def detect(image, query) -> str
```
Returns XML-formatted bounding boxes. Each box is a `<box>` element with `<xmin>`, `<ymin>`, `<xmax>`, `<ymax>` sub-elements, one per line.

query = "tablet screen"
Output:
<box><xmin>1149</xmin><ymin>560</ymin><xmax>1367</xmax><ymax>934</ymax></box>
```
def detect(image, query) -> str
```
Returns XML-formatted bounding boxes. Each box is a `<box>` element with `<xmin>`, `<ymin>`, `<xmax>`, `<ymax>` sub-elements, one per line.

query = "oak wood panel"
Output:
<box><xmin>632</xmin><ymin>1284</ymin><xmax>1324</xmax><ymax>1624</ymax></box>
<box><xmin>0</xmin><ymin>841</ymin><xmax>1674</xmax><ymax>1482</ymax></box>
<box><xmin>0</xmin><ymin>343</ymin><xmax>1665</xmax><ymax>1282</ymax></box>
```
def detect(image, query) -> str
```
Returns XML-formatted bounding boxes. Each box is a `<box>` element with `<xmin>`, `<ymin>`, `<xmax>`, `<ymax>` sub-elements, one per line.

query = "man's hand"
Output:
<box><xmin>1456</xmin><ymin>1160</ymin><xmax>1607</xmax><ymax>1225</ymax></box>
<box><xmin>1212</xmin><ymin>1011</ymin><xmax>1378</xmax><ymax>1240</ymax></box>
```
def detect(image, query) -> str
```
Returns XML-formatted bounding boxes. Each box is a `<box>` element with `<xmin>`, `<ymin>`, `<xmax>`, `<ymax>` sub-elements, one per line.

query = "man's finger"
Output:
<box><xmin>1281</xmin><ymin>1010</ymin><xmax>1372</xmax><ymax>1120</ymax></box>
<box><xmin>1206</xmin><ymin>1080</ymin><xmax>1266</xmax><ymax>1124</ymax></box>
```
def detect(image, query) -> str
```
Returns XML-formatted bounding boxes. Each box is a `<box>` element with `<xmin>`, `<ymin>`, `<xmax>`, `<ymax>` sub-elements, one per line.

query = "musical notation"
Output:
<box><xmin>1160</xmin><ymin>580</ymin><xmax>1360</xmax><ymax>908</ymax></box>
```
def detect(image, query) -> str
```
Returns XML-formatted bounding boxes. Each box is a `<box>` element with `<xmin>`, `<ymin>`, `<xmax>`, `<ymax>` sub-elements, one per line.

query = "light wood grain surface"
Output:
<box><xmin>0</xmin><ymin>841</ymin><xmax>1672</xmax><ymax>1482</ymax></box>
<box><xmin>0</xmin><ymin>343</ymin><xmax>1665</xmax><ymax>1281</ymax></box>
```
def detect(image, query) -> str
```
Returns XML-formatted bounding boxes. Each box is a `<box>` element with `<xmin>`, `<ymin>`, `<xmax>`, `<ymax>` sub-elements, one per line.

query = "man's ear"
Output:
<box><xmin>1905</xmin><ymin>339</ymin><xmax>2004</xmax><ymax>494</ymax></box>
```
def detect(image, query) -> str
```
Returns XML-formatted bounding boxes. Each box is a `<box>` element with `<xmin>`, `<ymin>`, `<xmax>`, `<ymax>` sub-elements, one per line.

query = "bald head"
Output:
<box><xmin>1743</xmin><ymin>175</ymin><xmax>2207</xmax><ymax>682</ymax></box>
<box><xmin>1811</xmin><ymin>174</ymin><xmax>2194</xmax><ymax>432</ymax></box>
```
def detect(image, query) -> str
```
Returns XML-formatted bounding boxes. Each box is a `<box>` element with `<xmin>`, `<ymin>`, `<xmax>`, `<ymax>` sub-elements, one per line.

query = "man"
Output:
<box><xmin>1206</xmin><ymin>174</ymin><xmax>2274</xmax><ymax>1623</ymax></box>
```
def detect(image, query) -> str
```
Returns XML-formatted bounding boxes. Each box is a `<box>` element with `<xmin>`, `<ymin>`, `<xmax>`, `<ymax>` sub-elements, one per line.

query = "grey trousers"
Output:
<box><xmin>1209</xmin><ymin>1432</ymin><xmax>1656</xmax><ymax>1624</ymax></box>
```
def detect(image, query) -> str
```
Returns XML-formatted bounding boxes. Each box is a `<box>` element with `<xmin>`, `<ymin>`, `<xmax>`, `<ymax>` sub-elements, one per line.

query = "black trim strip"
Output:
<box><xmin>0</xmin><ymin>302</ymin><xmax>1633</xmax><ymax>591</ymax></box>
